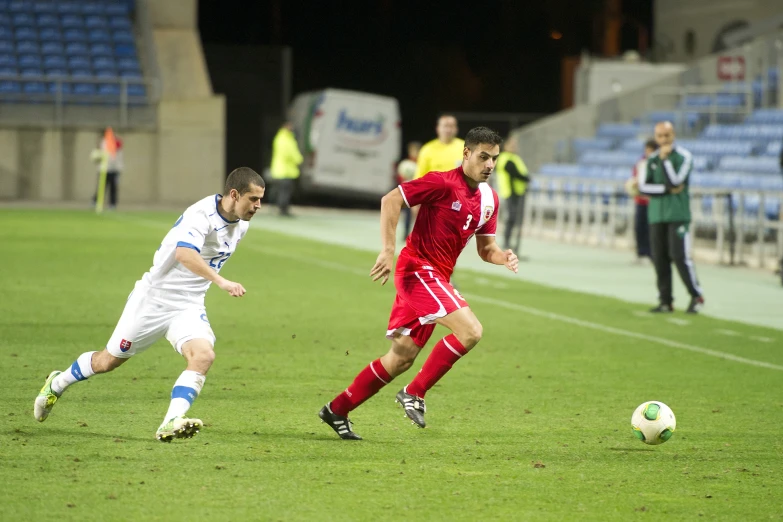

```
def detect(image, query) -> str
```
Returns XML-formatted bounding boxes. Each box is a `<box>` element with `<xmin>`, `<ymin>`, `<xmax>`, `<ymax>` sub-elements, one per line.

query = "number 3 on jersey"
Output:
<box><xmin>463</xmin><ymin>214</ymin><xmax>473</xmax><ymax>230</ymax></box>
<box><xmin>209</xmin><ymin>251</ymin><xmax>231</xmax><ymax>270</ymax></box>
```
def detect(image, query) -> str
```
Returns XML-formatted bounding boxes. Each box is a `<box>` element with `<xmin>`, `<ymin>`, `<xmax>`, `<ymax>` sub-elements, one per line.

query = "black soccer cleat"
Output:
<box><xmin>396</xmin><ymin>388</ymin><xmax>426</xmax><ymax>428</ymax></box>
<box><xmin>319</xmin><ymin>403</ymin><xmax>362</xmax><ymax>440</ymax></box>
<box><xmin>649</xmin><ymin>303</ymin><xmax>674</xmax><ymax>313</ymax></box>
<box><xmin>686</xmin><ymin>296</ymin><xmax>705</xmax><ymax>314</ymax></box>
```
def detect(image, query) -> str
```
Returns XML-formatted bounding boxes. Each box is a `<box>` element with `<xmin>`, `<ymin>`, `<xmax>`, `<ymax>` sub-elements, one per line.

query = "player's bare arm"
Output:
<box><xmin>175</xmin><ymin>247</ymin><xmax>246</xmax><ymax>297</ymax></box>
<box><xmin>370</xmin><ymin>187</ymin><xmax>405</xmax><ymax>285</ymax></box>
<box><xmin>476</xmin><ymin>235</ymin><xmax>518</xmax><ymax>273</ymax></box>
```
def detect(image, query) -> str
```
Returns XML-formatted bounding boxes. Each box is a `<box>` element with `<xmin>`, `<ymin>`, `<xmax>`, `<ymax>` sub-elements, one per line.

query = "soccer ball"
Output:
<box><xmin>631</xmin><ymin>401</ymin><xmax>676</xmax><ymax>445</ymax></box>
<box><xmin>397</xmin><ymin>159</ymin><xmax>417</xmax><ymax>181</ymax></box>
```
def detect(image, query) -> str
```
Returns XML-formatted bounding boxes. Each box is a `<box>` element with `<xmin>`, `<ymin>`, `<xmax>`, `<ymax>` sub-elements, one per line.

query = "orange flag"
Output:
<box><xmin>104</xmin><ymin>127</ymin><xmax>117</xmax><ymax>159</ymax></box>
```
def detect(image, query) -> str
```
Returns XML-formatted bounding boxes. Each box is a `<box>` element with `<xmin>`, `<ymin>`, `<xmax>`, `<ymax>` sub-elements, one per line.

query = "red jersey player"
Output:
<box><xmin>319</xmin><ymin>127</ymin><xmax>518</xmax><ymax>439</ymax></box>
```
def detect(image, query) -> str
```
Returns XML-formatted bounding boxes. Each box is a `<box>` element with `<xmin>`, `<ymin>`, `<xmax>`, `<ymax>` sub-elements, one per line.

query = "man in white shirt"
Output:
<box><xmin>34</xmin><ymin>167</ymin><xmax>265</xmax><ymax>442</ymax></box>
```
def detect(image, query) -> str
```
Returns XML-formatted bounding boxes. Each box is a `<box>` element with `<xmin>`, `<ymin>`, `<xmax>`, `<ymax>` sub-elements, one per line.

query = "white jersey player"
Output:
<box><xmin>34</xmin><ymin>167</ymin><xmax>266</xmax><ymax>441</ymax></box>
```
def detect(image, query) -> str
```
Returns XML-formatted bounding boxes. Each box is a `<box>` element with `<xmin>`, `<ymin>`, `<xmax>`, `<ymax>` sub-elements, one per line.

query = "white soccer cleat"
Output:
<box><xmin>155</xmin><ymin>416</ymin><xmax>203</xmax><ymax>442</ymax></box>
<box><xmin>34</xmin><ymin>370</ymin><xmax>62</xmax><ymax>422</ymax></box>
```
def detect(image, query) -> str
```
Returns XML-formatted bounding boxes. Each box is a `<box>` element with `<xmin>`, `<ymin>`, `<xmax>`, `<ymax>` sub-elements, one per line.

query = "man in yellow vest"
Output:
<box><xmin>495</xmin><ymin>137</ymin><xmax>530</xmax><ymax>251</ymax></box>
<box><xmin>270</xmin><ymin>120</ymin><xmax>303</xmax><ymax>217</ymax></box>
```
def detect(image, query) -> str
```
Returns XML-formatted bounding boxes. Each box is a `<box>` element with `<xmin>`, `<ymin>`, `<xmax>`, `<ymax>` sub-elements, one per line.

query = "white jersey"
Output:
<box><xmin>141</xmin><ymin>194</ymin><xmax>249</xmax><ymax>298</ymax></box>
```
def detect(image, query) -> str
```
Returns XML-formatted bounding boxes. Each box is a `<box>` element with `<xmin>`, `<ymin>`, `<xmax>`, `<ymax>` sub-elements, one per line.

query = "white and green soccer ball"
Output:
<box><xmin>631</xmin><ymin>401</ymin><xmax>676</xmax><ymax>445</ymax></box>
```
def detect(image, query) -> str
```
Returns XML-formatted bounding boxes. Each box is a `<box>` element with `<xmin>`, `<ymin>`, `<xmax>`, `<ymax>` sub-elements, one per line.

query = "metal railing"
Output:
<box><xmin>523</xmin><ymin>175</ymin><xmax>783</xmax><ymax>269</ymax></box>
<box><xmin>0</xmin><ymin>74</ymin><xmax>160</xmax><ymax>128</ymax></box>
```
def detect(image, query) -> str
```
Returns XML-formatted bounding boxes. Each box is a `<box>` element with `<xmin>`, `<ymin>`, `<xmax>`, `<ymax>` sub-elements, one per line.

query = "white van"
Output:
<box><xmin>289</xmin><ymin>88</ymin><xmax>401</xmax><ymax>200</ymax></box>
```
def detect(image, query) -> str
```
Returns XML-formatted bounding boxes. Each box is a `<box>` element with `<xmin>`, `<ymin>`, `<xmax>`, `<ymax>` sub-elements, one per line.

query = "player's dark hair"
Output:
<box><xmin>645</xmin><ymin>139</ymin><xmax>659</xmax><ymax>150</ymax></box>
<box><xmin>223</xmin><ymin>167</ymin><xmax>265</xmax><ymax>196</ymax></box>
<box><xmin>464</xmin><ymin>127</ymin><xmax>503</xmax><ymax>150</ymax></box>
<box><xmin>438</xmin><ymin>113</ymin><xmax>458</xmax><ymax>123</ymax></box>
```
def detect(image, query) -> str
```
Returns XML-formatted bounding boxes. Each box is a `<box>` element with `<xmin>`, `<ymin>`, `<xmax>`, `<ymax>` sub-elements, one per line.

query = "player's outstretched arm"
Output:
<box><xmin>175</xmin><ymin>247</ymin><xmax>246</xmax><ymax>297</ymax></box>
<box><xmin>370</xmin><ymin>187</ymin><xmax>405</xmax><ymax>285</ymax></box>
<box><xmin>476</xmin><ymin>235</ymin><xmax>518</xmax><ymax>273</ymax></box>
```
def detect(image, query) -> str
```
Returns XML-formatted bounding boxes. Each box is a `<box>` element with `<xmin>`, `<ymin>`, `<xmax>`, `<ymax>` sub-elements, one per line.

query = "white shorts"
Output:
<box><xmin>106</xmin><ymin>281</ymin><xmax>216</xmax><ymax>359</ymax></box>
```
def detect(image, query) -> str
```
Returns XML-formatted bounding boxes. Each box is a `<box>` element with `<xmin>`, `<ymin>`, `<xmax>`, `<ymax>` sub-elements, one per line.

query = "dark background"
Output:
<box><xmin>199</xmin><ymin>0</ymin><xmax>653</xmax><ymax>176</ymax></box>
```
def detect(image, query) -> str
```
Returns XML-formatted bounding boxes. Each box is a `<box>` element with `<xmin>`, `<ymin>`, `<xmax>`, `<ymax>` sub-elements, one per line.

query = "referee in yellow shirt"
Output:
<box><xmin>414</xmin><ymin>114</ymin><xmax>465</xmax><ymax>179</ymax></box>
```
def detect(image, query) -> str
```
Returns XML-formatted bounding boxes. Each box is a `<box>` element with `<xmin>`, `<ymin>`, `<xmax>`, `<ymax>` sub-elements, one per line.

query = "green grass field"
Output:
<box><xmin>1</xmin><ymin>209</ymin><xmax>782</xmax><ymax>521</ymax></box>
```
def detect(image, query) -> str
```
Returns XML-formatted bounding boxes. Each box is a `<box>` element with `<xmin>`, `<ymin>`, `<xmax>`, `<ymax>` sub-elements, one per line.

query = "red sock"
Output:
<box><xmin>330</xmin><ymin>359</ymin><xmax>392</xmax><ymax>417</ymax></box>
<box><xmin>406</xmin><ymin>334</ymin><xmax>467</xmax><ymax>398</ymax></box>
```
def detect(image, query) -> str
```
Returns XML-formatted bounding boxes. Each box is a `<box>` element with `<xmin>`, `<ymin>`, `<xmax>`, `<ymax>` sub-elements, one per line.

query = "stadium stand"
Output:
<box><xmin>0</xmin><ymin>0</ymin><xmax>145</xmax><ymax>103</ymax></box>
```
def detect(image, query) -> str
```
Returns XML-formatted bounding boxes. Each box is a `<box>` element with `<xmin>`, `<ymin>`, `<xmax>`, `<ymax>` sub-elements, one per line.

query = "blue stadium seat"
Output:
<box><xmin>42</xmin><ymin>42</ymin><xmax>64</xmax><ymax>54</ymax></box>
<box><xmin>114</xmin><ymin>43</ymin><xmax>135</xmax><ymax>57</ymax></box>
<box><xmin>572</xmin><ymin>137</ymin><xmax>615</xmax><ymax>155</ymax></box>
<box><xmin>9</xmin><ymin>0</ymin><xmax>31</xmax><ymax>11</ymax></box>
<box><xmin>83</xmin><ymin>3</ymin><xmax>106</xmax><ymax>15</ymax></box>
<box><xmin>45</xmin><ymin>68</ymin><xmax>68</xmax><ymax>78</ymax></box>
<box><xmin>57</xmin><ymin>2</ymin><xmax>81</xmax><ymax>15</ymax></box>
<box><xmin>702</xmin><ymin>124</ymin><xmax>783</xmax><ymax>140</ymax></box>
<box><xmin>0</xmin><ymin>14</ymin><xmax>10</xmax><ymax>25</ymax></box>
<box><xmin>37</xmin><ymin>13</ymin><xmax>58</xmax><ymax>27</ymax></box>
<box><xmin>596</xmin><ymin>123</ymin><xmax>644</xmax><ymax>139</ymax></box>
<box><xmin>12</xmin><ymin>13</ymin><xmax>34</xmax><ymax>26</ymax></box>
<box><xmin>579</xmin><ymin>150</ymin><xmax>640</xmax><ymax>167</ymax></box>
<box><xmin>618</xmin><ymin>139</ymin><xmax>644</xmax><ymax>152</ymax></box>
<box><xmin>61</xmin><ymin>14</ymin><xmax>83</xmax><ymax>28</ymax></box>
<box><xmin>746</xmin><ymin>109</ymin><xmax>783</xmax><ymax>124</ymax></box>
<box><xmin>16</xmin><ymin>41</ymin><xmax>39</xmax><ymax>53</ymax></box>
<box><xmin>645</xmin><ymin>110</ymin><xmax>700</xmax><ymax>128</ymax></box>
<box><xmin>91</xmin><ymin>43</ymin><xmax>112</xmax><ymax>56</ymax></box>
<box><xmin>0</xmin><ymin>65</ymin><xmax>17</xmax><ymax>75</ymax></box>
<box><xmin>676</xmin><ymin>139</ymin><xmax>757</xmax><ymax>157</ymax></box>
<box><xmin>117</xmin><ymin>57</ymin><xmax>139</xmax><ymax>70</ymax></box>
<box><xmin>109</xmin><ymin>17</ymin><xmax>131</xmax><ymax>29</ymax></box>
<box><xmin>112</xmin><ymin>30</ymin><xmax>133</xmax><ymax>43</ymax></box>
<box><xmin>39</xmin><ymin>28</ymin><xmax>63</xmax><ymax>42</ymax></box>
<box><xmin>106</xmin><ymin>3</ymin><xmax>130</xmax><ymax>16</ymax></box>
<box><xmin>0</xmin><ymin>27</ymin><xmax>11</xmax><ymax>40</ymax></box>
<box><xmin>15</xmin><ymin>27</ymin><xmax>36</xmax><ymax>40</ymax></box>
<box><xmin>0</xmin><ymin>53</ymin><xmax>14</xmax><ymax>66</ymax></box>
<box><xmin>85</xmin><ymin>15</ymin><xmax>106</xmax><ymax>28</ymax></box>
<box><xmin>89</xmin><ymin>29</ymin><xmax>111</xmax><ymax>42</ymax></box>
<box><xmin>23</xmin><ymin>81</ymin><xmax>47</xmax><ymax>94</ymax></box>
<box><xmin>718</xmin><ymin>156</ymin><xmax>781</xmax><ymax>174</ymax></box>
<box><xmin>33</xmin><ymin>2</ymin><xmax>57</xmax><ymax>14</ymax></box>
<box><xmin>73</xmin><ymin>83</ymin><xmax>96</xmax><ymax>95</ymax></box>
<box><xmin>538</xmin><ymin>163</ymin><xmax>581</xmax><ymax>177</ymax></box>
<box><xmin>18</xmin><ymin>54</ymin><xmax>41</xmax><ymax>68</ymax></box>
<box><xmin>43</xmin><ymin>55</ymin><xmax>67</xmax><ymax>68</ymax></box>
<box><xmin>0</xmin><ymin>41</ymin><xmax>13</xmax><ymax>53</ymax></box>
<box><xmin>120</xmin><ymin>69</ymin><xmax>140</xmax><ymax>79</ymax></box>
<box><xmin>98</xmin><ymin>83</ymin><xmax>120</xmax><ymax>96</ymax></box>
<box><xmin>20</xmin><ymin>68</ymin><xmax>43</xmax><ymax>77</ymax></box>
<box><xmin>68</xmin><ymin>55</ymin><xmax>90</xmax><ymax>68</ymax></box>
<box><xmin>70</xmin><ymin>68</ymin><xmax>92</xmax><ymax>78</ymax></box>
<box><xmin>48</xmin><ymin>81</ymin><xmax>72</xmax><ymax>94</ymax></box>
<box><xmin>66</xmin><ymin>42</ymin><xmax>89</xmax><ymax>55</ymax></box>
<box><xmin>63</xmin><ymin>28</ymin><xmax>87</xmax><ymax>42</ymax></box>
<box><xmin>764</xmin><ymin>141</ymin><xmax>782</xmax><ymax>157</ymax></box>
<box><xmin>95</xmin><ymin>69</ymin><xmax>117</xmax><ymax>78</ymax></box>
<box><xmin>0</xmin><ymin>80</ymin><xmax>21</xmax><ymax>93</ymax></box>
<box><xmin>93</xmin><ymin>56</ymin><xmax>115</xmax><ymax>69</ymax></box>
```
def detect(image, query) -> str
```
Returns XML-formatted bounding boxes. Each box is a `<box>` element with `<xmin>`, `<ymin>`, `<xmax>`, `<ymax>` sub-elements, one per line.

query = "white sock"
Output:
<box><xmin>162</xmin><ymin>370</ymin><xmax>206</xmax><ymax>423</ymax></box>
<box><xmin>52</xmin><ymin>351</ymin><xmax>96</xmax><ymax>395</ymax></box>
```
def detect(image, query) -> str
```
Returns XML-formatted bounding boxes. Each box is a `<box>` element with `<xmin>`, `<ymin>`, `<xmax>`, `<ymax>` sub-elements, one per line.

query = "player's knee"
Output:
<box><xmin>457</xmin><ymin>321</ymin><xmax>483</xmax><ymax>349</ymax></box>
<box><xmin>193</xmin><ymin>347</ymin><xmax>216</xmax><ymax>367</ymax></box>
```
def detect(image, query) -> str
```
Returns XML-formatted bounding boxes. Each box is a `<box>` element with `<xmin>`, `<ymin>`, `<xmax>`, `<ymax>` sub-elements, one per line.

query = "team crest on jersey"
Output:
<box><xmin>451</xmin><ymin>200</ymin><xmax>462</xmax><ymax>211</ymax></box>
<box><xmin>483</xmin><ymin>205</ymin><xmax>493</xmax><ymax>220</ymax></box>
<box><xmin>119</xmin><ymin>339</ymin><xmax>132</xmax><ymax>352</ymax></box>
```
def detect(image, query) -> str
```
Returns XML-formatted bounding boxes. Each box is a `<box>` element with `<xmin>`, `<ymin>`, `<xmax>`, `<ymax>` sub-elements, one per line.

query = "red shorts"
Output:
<box><xmin>386</xmin><ymin>258</ymin><xmax>468</xmax><ymax>347</ymax></box>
